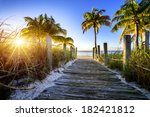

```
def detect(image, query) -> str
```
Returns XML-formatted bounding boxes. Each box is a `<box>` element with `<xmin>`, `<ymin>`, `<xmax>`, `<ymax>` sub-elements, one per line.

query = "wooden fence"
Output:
<box><xmin>103</xmin><ymin>32</ymin><xmax>150</xmax><ymax>72</ymax></box>
<box><xmin>92</xmin><ymin>32</ymin><xmax>150</xmax><ymax>72</ymax></box>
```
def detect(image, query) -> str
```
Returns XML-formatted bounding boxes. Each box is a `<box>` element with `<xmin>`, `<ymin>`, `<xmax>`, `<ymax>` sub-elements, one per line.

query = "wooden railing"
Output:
<box><xmin>135</xmin><ymin>65</ymin><xmax>150</xmax><ymax>72</ymax></box>
<box><xmin>109</xmin><ymin>57</ymin><xmax>150</xmax><ymax>72</ymax></box>
<box><xmin>109</xmin><ymin>58</ymin><xmax>123</xmax><ymax>62</ymax></box>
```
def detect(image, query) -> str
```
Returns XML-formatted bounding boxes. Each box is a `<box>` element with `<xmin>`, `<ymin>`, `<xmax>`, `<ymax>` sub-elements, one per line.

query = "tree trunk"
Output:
<box><xmin>94</xmin><ymin>28</ymin><xmax>97</xmax><ymax>59</ymax></box>
<box><xmin>134</xmin><ymin>23</ymin><xmax>139</xmax><ymax>50</ymax></box>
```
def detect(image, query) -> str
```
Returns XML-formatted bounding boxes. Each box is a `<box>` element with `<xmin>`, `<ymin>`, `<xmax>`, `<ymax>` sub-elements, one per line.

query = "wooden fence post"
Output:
<box><xmin>104</xmin><ymin>43</ymin><xmax>108</xmax><ymax>66</ymax></box>
<box><xmin>70</xmin><ymin>46</ymin><xmax>72</xmax><ymax>59</ymax></box>
<box><xmin>46</xmin><ymin>36</ymin><xmax>52</xmax><ymax>70</ymax></box>
<box><xmin>98</xmin><ymin>45</ymin><xmax>100</xmax><ymax>59</ymax></box>
<box><xmin>93</xmin><ymin>47</ymin><xmax>95</xmax><ymax>59</ymax></box>
<box><xmin>75</xmin><ymin>47</ymin><xmax>78</xmax><ymax>58</ymax></box>
<box><xmin>73</xmin><ymin>47</ymin><xmax>75</xmax><ymax>58</ymax></box>
<box><xmin>63</xmin><ymin>43</ymin><xmax>67</xmax><ymax>58</ymax></box>
<box><xmin>144</xmin><ymin>32</ymin><xmax>149</xmax><ymax>50</ymax></box>
<box><xmin>123</xmin><ymin>35</ymin><xmax>131</xmax><ymax>70</ymax></box>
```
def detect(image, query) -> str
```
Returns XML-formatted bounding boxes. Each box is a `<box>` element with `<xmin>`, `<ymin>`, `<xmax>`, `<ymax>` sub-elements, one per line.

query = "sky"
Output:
<box><xmin>0</xmin><ymin>0</ymin><xmax>125</xmax><ymax>50</ymax></box>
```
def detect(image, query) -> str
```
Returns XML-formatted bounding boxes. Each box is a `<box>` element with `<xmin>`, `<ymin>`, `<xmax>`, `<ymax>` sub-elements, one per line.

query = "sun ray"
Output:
<box><xmin>5</xmin><ymin>46</ymin><xmax>17</xmax><ymax>66</ymax></box>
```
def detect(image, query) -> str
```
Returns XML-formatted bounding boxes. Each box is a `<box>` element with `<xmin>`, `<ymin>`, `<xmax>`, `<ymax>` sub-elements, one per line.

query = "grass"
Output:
<box><xmin>128</xmin><ymin>49</ymin><xmax>150</xmax><ymax>90</ymax></box>
<box><xmin>98</xmin><ymin>52</ymin><xmax>123</xmax><ymax>71</ymax></box>
<box><xmin>107</xmin><ymin>53</ymin><xmax>123</xmax><ymax>71</ymax></box>
<box><xmin>0</xmin><ymin>35</ymin><xmax>76</xmax><ymax>99</ymax></box>
<box><xmin>0</xmin><ymin>42</ymin><xmax>75</xmax><ymax>99</ymax></box>
<box><xmin>103</xmin><ymin>49</ymin><xmax>150</xmax><ymax>90</ymax></box>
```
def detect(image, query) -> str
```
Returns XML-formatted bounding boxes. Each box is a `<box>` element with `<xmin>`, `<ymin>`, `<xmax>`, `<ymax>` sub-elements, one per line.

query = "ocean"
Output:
<box><xmin>77</xmin><ymin>50</ymin><xmax>123</xmax><ymax>57</ymax></box>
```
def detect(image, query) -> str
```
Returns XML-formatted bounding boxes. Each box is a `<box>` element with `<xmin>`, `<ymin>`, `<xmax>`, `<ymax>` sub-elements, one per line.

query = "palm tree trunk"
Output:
<box><xmin>135</xmin><ymin>23</ymin><xmax>139</xmax><ymax>50</ymax></box>
<box><xmin>94</xmin><ymin>28</ymin><xmax>97</xmax><ymax>58</ymax></box>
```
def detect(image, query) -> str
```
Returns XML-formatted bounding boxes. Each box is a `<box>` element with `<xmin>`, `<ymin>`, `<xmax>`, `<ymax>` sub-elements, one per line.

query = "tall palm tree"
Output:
<box><xmin>111</xmin><ymin>0</ymin><xmax>150</xmax><ymax>49</ymax></box>
<box><xmin>82</xmin><ymin>8</ymin><xmax>111</xmax><ymax>57</ymax></box>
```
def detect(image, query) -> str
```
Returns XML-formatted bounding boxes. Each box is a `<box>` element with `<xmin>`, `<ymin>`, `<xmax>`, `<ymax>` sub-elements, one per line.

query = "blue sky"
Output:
<box><xmin>0</xmin><ymin>0</ymin><xmax>125</xmax><ymax>50</ymax></box>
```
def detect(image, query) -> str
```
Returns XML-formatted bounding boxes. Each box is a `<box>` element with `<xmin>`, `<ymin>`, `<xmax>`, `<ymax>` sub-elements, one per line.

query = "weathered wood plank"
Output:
<box><xmin>35</xmin><ymin>59</ymin><xmax>148</xmax><ymax>100</ymax></box>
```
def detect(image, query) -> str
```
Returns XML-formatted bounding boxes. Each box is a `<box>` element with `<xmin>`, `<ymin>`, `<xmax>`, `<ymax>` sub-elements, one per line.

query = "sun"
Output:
<box><xmin>14</xmin><ymin>39</ymin><xmax>24</xmax><ymax>46</ymax></box>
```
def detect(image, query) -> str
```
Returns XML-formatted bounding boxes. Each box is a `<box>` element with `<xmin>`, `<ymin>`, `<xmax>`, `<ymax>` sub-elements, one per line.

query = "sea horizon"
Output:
<box><xmin>77</xmin><ymin>50</ymin><xmax>123</xmax><ymax>57</ymax></box>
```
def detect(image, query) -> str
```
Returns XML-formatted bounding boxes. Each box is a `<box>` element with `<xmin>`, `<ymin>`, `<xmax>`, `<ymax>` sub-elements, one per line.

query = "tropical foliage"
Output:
<box><xmin>122</xmin><ymin>49</ymin><xmax>150</xmax><ymax>89</ymax></box>
<box><xmin>52</xmin><ymin>36</ymin><xmax>74</xmax><ymax>50</ymax></box>
<box><xmin>21</xmin><ymin>14</ymin><xmax>67</xmax><ymax>42</ymax></box>
<box><xmin>111</xmin><ymin>0</ymin><xmax>150</xmax><ymax>49</ymax></box>
<box><xmin>82</xmin><ymin>8</ymin><xmax>111</xmax><ymax>57</ymax></box>
<box><xmin>0</xmin><ymin>15</ymin><xmax>75</xmax><ymax>99</ymax></box>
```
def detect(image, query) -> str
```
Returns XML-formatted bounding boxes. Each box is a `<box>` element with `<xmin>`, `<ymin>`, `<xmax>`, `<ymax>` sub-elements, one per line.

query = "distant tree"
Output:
<box><xmin>52</xmin><ymin>35</ymin><xmax>74</xmax><ymax>51</ymax></box>
<box><xmin>82</xmin><ymin>8</ymin><xmax>111</xmax><ymax>58</ymax></box>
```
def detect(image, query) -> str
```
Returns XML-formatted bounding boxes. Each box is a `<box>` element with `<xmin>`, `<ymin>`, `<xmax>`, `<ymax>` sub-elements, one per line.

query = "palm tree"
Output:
<box><xmin>139</xmin><ymin>0</ymin><xmax>150</xmax><ymax>28</ymax></box>
<box><xmin>21</xmin><ymin>14</ymin><xmax>67</xmax><ymax>70</ymax></box>
<box><xmin>52</xmin><ymin>35</ymin><xmax>74</xmax><ymax>51</ymax></box>
<box><xmin>21</xmin><ymin>15</ymin><xmax>45</xmax><ymax>43</ymax></box>
<box><xmin>21</xmin><ymin>14</ymin><xmax>66</xmax><ymax>43</ymax></box>
<box><xmin>52</xmin><ymin>35</ymin><xmax>74</xmax><ymax>58</ymax></box>
<box><xmin>82</xmin><ymin>8</ymin><xmax>111</xmax><ymax>58</ymax></box>
<box><xmin>111</xmin><ymin>0</ymin><xmax>150</xmax><ymax>49</ymax></box>
<box><xmin>43</xmin><ymin>14</ymin><xmax>67</xmax><ymax>37</ymax></box>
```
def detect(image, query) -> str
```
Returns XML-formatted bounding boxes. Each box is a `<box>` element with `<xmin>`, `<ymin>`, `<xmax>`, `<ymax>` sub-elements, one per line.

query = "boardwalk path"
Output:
<box><xmin>36</xmin><ymin>59</ymin><xmax>147</xmax><ymax>100</ymax></box>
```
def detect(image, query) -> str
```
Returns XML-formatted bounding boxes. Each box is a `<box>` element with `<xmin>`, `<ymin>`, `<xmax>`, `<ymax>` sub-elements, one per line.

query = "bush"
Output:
<box><xmin>123</xmin><ymin>62</ymin><xmax>136</xmax><ymax>82</ymax></box>
<box><xmin>52</xmin><ymin>47</ymin><xmax>75</xmax><ymax>69</ymax></box>
<box><xmin>107</xmin><ymin>53</ymin><xmax>123</xmax><ymax>71</ymax></box>
<box><xmin>128</xmin><ymin>49</ymin><xmax>150</xmax><ymax>90</ymax></box>
<box><xmin>52</xmin><ymin>47</ymin><xmax>65</xmax><ymax>69</ymax></box>
<box><xmin>0</xmin><ymin>21</ymin><xmax>76</xmax><ymax>99</ymax></box>
<box><xmin>108</xmin><ymin>60</ymin><xmax>123</xmax><ymax>71</ymax></box>
<box><xmin>0</xmin><ymin>42</ymin><xmax>76</xmax><ymax>99</ymax></box>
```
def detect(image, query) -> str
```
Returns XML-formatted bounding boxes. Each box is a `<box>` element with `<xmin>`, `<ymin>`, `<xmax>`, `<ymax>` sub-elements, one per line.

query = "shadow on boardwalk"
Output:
<box><xmin>36</xmin><ymin>59</ymin><xmax>148</xmax><ymax>100</ymax></box>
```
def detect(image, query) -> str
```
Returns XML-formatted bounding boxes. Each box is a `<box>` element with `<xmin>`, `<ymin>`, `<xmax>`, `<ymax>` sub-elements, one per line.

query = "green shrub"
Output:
<box><xmin>123</xmin><ymin>62</ymin><xmax>136</xmax><ymax>82</ymax></box>
<box><xmin>107</xmin><ymin>53</ymin><xmax>123</xmax><ymax>71</ymax></box>
<box><xmin>108</xmin><ymin>60</ymin><xmax>123</xmax><ymax>71</ymax></box>
<box><xmin>52</xmin><ymin>47</ymin><xmax>65</xmax><ymax>69</ymax></box>
<box><xmin>128</xmin><ymin>49</ymin><xmax>150</xmax><ymax>90</ymax></box>
<box><xmin>98</xmin><ymin>55</ymin><xmax>104</xmax><ymax>63</ymax></box>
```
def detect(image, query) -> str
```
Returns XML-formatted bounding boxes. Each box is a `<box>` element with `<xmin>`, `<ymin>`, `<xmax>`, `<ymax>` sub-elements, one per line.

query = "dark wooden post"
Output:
<box><xmin>46</xmin><ymin>36</ymin><xmax>52</xmax><ymax>70</ymax></box>
<box><xmin>93</xmin><ymin>47</ymin><xmax>95</xmax><ymax>59</ymax></box>
<box><xmin>63</xmin><ymin>43</ymin><xmax>67</xmax><ymax>58</ymax></box>
<box><xmin>63</xmin><ymin>43</ymin><xmax>66</xmax><ymax>51</ymax></box>
<box><xmin>104</xmin><ymin>43</ymin><xmax>108</xmax><ymax>66</ymax></box>
<box><xmin>123</xmin><ymin>35</ymin><xmax>131</xmax><ymax>70</ymax></box>
<box><xmin>73</xmin><ymin>47</ymin><xmax>75</xmax><ymax>58</ymax></box>
<box><xmin>75</xmin><ymin>47</ymin><xmax>78</xmax><ymax>58</ymax></box>
<box><xmin>144</xmin><ymin>32</ymin><xmax>149</xmax><ymax>50</ymax></box>
<box><xmin>98</xmin><ymin>45</ymin><xmax>100</xmax><ymax>59</ymax></box>
<box><xmin>70</xmin><ymin>46</ymin><xmax>72</xmax><ymax>59</ymax></box>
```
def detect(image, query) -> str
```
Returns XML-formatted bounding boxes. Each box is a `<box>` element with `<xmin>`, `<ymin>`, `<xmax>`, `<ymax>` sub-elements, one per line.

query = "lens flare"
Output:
<box><xmin>14</xmin><ymin>39</ymin><xmax>24</xmax><ymax>46</ymax></box>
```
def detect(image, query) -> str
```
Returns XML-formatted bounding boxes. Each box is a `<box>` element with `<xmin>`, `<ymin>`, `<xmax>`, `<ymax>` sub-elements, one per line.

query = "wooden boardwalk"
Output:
<box><xmin>36</xmin><ymin>59</ymin><xmax>148</xmax><ymax>100</ymax></box>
